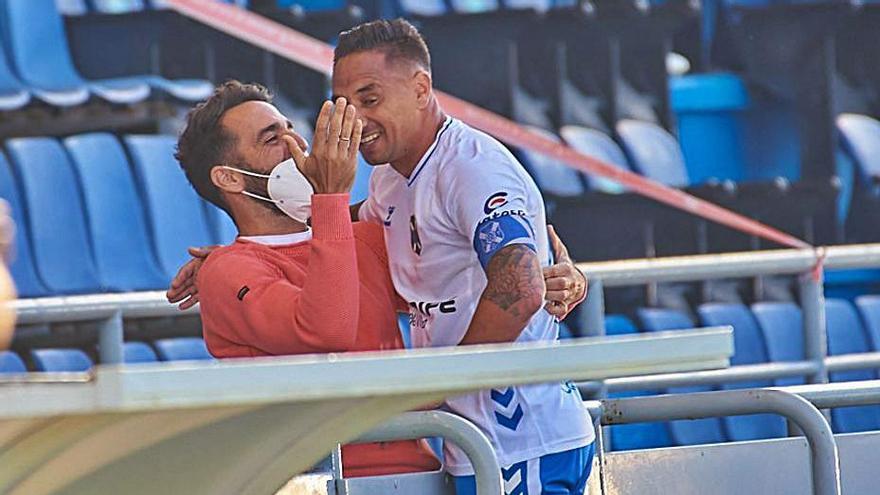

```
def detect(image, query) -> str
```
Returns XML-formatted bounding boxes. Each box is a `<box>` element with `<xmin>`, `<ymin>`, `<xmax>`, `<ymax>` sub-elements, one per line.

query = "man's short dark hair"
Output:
<box><xmin>175</xmin><ymin>81</ymin><xmax>273</xmax><ymax>214</ymax></box>
<box><xmin>334</xmin><ymin>18</ymin><xmax>430</xmax><ymax>71</ymax></box>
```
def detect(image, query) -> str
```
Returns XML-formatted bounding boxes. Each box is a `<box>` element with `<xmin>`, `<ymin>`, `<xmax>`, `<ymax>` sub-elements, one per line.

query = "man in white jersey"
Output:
<box><xmin>332</xmin><ymin>19</ymin><xmax>595</xmax><ymax>495</ymax></box>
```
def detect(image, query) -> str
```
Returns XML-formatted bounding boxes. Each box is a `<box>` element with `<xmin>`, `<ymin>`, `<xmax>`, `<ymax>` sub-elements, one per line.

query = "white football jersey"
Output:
<box><xmin>360</xmin><ymin>117</ymin><xmax>594</xmax><ymax>476</ymax></box>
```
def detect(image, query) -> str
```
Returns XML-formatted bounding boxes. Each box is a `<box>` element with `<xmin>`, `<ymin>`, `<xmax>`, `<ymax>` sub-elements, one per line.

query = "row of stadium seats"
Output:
<box><xmin>601</xmin><ymin>296</ymin><xmax>880</xmax><ymax>450</ymax></box>
<box><xmin>0</xmin><ymin>337</ymin><xmax>212</xmax><ymax>372</ymax></box>
<box><xmin>0</xmin><ymin>131</ymin><xmax>372</xmax><ymax>298</ymax></box>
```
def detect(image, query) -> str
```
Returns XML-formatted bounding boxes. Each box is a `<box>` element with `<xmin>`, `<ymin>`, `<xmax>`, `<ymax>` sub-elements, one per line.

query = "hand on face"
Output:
<box><xmin>288</xmin><ymin>98</ymin><xmax>363</xmax><ymax>195</ymax></box>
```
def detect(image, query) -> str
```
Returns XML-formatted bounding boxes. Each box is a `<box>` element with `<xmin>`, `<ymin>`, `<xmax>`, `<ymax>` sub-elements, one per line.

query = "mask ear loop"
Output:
<box><xmin>220</xmin><ymin>165</ymin><xmax>280</xmax><ymax>204</ymax></box>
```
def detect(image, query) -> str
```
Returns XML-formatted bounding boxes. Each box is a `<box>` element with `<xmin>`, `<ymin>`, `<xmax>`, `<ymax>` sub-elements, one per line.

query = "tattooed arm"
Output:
<box><xmin>460</xmin><ymin>244</ymin><xmax>546</xmax><ymax>345</ymax></box>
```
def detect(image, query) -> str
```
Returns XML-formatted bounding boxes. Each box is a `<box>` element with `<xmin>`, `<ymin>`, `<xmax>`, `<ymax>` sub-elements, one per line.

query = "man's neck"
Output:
<box><xmin>235</xmin><ymin>211</ymin><xmax>308</xmax><ymax>237</ymax></box>
<box><xmin>390</xmin><ymin>103</ymin><xmax>446</xmax><ymax>178</ymax></box>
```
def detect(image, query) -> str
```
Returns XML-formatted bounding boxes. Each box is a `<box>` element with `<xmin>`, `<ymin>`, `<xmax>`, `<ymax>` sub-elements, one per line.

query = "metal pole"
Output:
<box><xmin>800</xmin><ymin>272</ymin><xmax>829</xmax><ymax>385</ymax></box>
<box><xmin>358</xmin><ymin>411</ymin><xmax>502</xmax><ymax>495</ymax></box>
<box><xmin>601</xmin><ymin>389</ymin><xmax>841</xmax><ymax>495</ymax></box>
<box><xmin>97</xmin><ymin>310</ymin><xmax>123</xmax><ymax>365</ymax></box>
<box><xmin>580</xmin><ymin>278</ymin><xmax>605</xmax><ymax>338</ymax></box>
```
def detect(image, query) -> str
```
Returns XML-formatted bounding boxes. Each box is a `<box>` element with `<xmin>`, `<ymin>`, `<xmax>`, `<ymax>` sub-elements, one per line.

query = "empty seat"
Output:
<box><xmin>698</xmin><ymin>303</ymin><xmax>786</xmax><ymax>440</ymax></box>
<box><xmin>203</xmin><ymin>203</ymin><xmax>238</xmax><ymax>245</ymax></box>
<box><xmin>607</xmin><ymin>389</ymin><xmax>674</xmax><ymax>451</ymax></box>
<box><xmin>751</xmin><ymin>302</ymin><xmax>806</xmax><ymax>386</ymax></box>
<box><xmin>560</xmin><ymin>125</ymin><xmax>630</xmax><ymax>194</ymax></box>
<box><xmin>824</xmin><ymin>298</ymin><xmax>880</xmax><ymax>433</ymax></box>
<box><xmin>0</xmin><ymin>32</ymin><xmax>30</xmax><ymax>111</ymax></box>
<box><xmin>855</xmin><ymin>295</ymin><xmax>880</xmax><ymax>350</ymax></box>
<box><xmin>123</xmin><ymin>341</ymin><xmax>159</xmax><ymax>363</ymax></box>
<box><xmin>123</xmin><ymin>135</ymin><xmax>215</xmax><ymax>281</ymax></box>
<box><xmin>0</xmin><ymin>151</ymin><xmax>48</xmax><ymax>297</ymax></box>
<box><xmin>518</xmin><ymin>127</ymin><xmax>585</xmax><ymax>197</ymax></box>
<box><xmin>604</xmin><ymin>314</ymin><xmax>637</xmax><ymax>335</ymax></box>
<box><xmin>54</xmin><ymin>0</ymin><xmax>89</xmax><ymax>15</ymax></box>
<box><xmin>399</xmin><ymin>0</ymin><xmax>448</xmax><ymax>16</ymax></box>
<box><xmin>5</xmin><ymin>138</ymin><xmax>102</xmax><ymax>294</ymax></box>
<box><xmin>154</xmin><ymin>337</ymin><xmax>213</xmax><ymax>361</ymax></box>
<box><xmin>637</xmin><ymin>307</ymin><xmax>727</xmax><ymax>445</ymax></box>
<box><xmin>2</xmin><ymin>0</ymin><xmax>151</xmax><ymax>106</ymax></box>
<box><xmin>31</xmin><ymin>348</ymin><xmax>93</xmax><ymax>372</ymax></box>
<box><xmin>616</xmin><ymin>120</ymin><xmax>690</xmax><ymax>188</ymax></box>
<box><xmin>0</xmin><ymin>351</ymin><xmax>26</xmax><ymax>373</ymax></box>
<box><xmin>64</xmin><ymin>133</ymin><xmax>168</xmax><ymax>291</ymax></box>
<box><xmin>450</xmin><ymin>0</ymin><xmax>499</xmax><ymax>13</ymax></box>
<box><xmin>90</xmin><ymin>0</ymin><xmax>147</xmax><ymax>13</ymax></box>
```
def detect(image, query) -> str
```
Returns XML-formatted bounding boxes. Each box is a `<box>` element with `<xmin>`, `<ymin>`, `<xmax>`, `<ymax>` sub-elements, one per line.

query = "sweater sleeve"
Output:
<box><xmin>200</xmin><ymin>194</ymin><xmax>360</xmax><ymax>355</ymax></box>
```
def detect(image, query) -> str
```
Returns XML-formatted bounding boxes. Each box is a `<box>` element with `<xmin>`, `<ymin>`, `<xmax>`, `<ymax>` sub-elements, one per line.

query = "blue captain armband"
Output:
<box><xmin>473</xmin><ymin>212</ymin><xmax>536</xmax><ymax>270</ymax></box>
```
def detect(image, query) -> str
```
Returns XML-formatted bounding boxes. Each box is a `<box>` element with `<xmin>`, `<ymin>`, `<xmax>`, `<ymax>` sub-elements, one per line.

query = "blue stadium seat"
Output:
<box><xmin>604</xmin><ymin>314</ymin><xmax>637</xmax><ymax>336</ymax></box>
<box><xmin>351</xmin><ymin>156</ymin><xmax>372</xmax><ymax>204</ymax></box>
<box><xmin>90</xmin><ymin>0</ymin><xmax>147</xmax><ymax>13</ymax></box>
<box><xmin>518</xmin><ymin>127</ymin><xmax>585</xmax><ymax>197</ymax></box>
<box><xmin>560</xmin><ymin>125</ymin><xmax>631</xmax><ymax>194</ymax></box>
<box><xmin>5</xmin><ymin>138</ymin><xmax>102</xmax><ymax>294</ymax></box>
<box><xmin>751</xmin><ymin>302</ymin><xmax>805</xmax><ymax>386</ymax></box>
<box><xmin>276</xmin><ymin>0</ymin><xmax>344</xmax><ymax>10</ymax></box>
<box><xmin>123</xmin><ymin>135</ymin><xmax>215</xmax><ymax>281</ymax></box>
<box><xmin>1</xmin><ymin>0</ymin><xmax>151</xmax><ymax>106</ymax></box>
<box><xmin>64</xmin><ymin>133</ymin><xmax>169</xmax><ymax>291</ymax></box>
<box><xmin>855</xmin><ymin>295</ymin><xmax>880</xmax><ymax>350</ymax></box>
<box><xmin>123</xmin><ymin>341</ymin><xmax>159</xmax><ymax>363</ymax></box>
<box><xmin>0</xmin><ymin>32</ymin><xmax>30</xmax><ymax>111</ymax></box>
<box><xmin>450</xmin><ymin>0</ymin><xmax>499</xmax><ymax>13</ymax></box>
<box><xmin>399</xmin><ymin>0</ymin><xmax>448</xmax><ymax>16</ymax></box>
<box><xmin>837</xmin><ymin>113</ymin><xmax>880</xmax><ymax>187</ymax></box>
<box><xmin>0</xmin><ymin>351</ymin><xmax>26</xmax><ymax>373</ymax></box>
<box><xmin>616</xmin><ymin>120</ymin><xmax>690</xmax><ymax>188</ymax></box>
<box><xmin>504</xmin><ymin>0</ymin><xmax>552</xmax><ymax>11</ymax></box>
<box><xmin>607</xmin><ymin>390</ymin><xmax>674</xmax><ymax>451</ymax></box>
<box><xmin>154</xmin><ymin>337</ymin><xmax>213</xmax><ymax>361</ymax></box>
<box><xmin>54</xmin><ymin>0</ymin><xmax>88</xmax><ymax>15</ymax></box>
<box><xmin>0</xmin><ymin>151</ymin><xmax>49</xmax><ymax>297</ymax></box>
<box><xmin>637</xmin><ymin>307</ymin><xmax>727</xmax><ymax>445</ymax></box>
<box><xmin>31</xmin><ymin>348</ymin><xmax>93</xmax><ymax>371</ymax></box>
<box><xmin>203</xmin><ymin>202</ymin><xmax>238</xmax><ymax>245</ymax></box>
<box><xmin>698</xmin><ymin>303</ymin><xmax>787</xmax><ymax>440</ymax></box>
<box><xmin>824</xmin><ymin>298</ymin><xmax>880</xmax><ymax>433</ymax></box>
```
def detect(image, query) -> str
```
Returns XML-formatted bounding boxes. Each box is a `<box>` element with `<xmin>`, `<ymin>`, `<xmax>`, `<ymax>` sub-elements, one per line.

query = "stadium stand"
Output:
<box><xmin>0</xmin><ymin>151</ymin><xmax>48</xmax><ymax>298</ymax></box>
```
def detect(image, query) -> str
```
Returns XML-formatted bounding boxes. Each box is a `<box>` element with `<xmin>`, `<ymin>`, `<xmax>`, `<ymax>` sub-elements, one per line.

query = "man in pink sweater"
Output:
<box><xmin>170</xmin><ymin>81</ymin><xmax>586</xmax><ymax>478</ymax></box>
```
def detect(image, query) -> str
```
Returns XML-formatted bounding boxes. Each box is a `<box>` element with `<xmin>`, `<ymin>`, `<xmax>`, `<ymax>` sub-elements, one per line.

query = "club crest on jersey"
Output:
<box><xmin>478</xmin><ymin>221</ymin><xmax>505</xmax><ymax>254</ymax></box>
<box><xmin>483</xmin><ymin>192</ymin><xmax>509</xmax><ymax>214</ymax></box>
<box><xmin>383</xmin><ymin>206</ymin><xmax>396</xmax><ymax>226</ymax></box>
<box><xmin>410</xmin><ymin>215</ymin><xmax>422</xmax><ymax>255</ymax></box>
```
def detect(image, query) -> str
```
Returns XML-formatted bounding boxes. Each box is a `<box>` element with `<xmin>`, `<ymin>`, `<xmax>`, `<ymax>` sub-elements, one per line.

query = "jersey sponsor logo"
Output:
<box><xmin>408</xmin><ymin>299</ymin><xmax>456</xmax><ymax>331</ymax></box>
<box><xmin>410</xmin><ymin>215</ymin><xmax>422</xmax><ymax>255</ymax></box>
<box><xmin>483</xmin><ymin>191</ymin><xmax>509</xmax><ymax>214</ymax></box>
<box><xmin>477</xmin><ymin>209</ymin><xmax>528</xmax><ymax>227</ymax></box>
<box><xmin>383</xmin><ymin>206</ymin><xmax>396</xmax><ymax>226</ymax></box>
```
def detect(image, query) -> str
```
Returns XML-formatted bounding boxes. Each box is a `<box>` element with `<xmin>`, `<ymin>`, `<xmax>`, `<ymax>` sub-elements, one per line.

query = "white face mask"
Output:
<box><xmin>222</xmin><ymin>158</ymin><xmax>314</xmax><ymax>223</ymax></box>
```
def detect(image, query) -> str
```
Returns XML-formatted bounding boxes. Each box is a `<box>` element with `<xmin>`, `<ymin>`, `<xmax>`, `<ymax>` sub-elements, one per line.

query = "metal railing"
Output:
<box><xmin>576</xmin><ymin>243</ymin><xmax>880</xmax><ymax>392</ymax></box>
<box><xmin>590</xmin><ymin>387</ymin><xmax>843</xmax><ymax>495</ymax></box>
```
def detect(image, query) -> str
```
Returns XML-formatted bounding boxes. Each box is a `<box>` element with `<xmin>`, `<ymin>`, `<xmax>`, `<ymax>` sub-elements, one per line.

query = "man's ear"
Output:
<box><xmin>210</xmin><ymin>165</ymin><xmax>245</xmax><ymax>193</ymax></box>
<box><xmin>413</xmin><ymin>70</ymin><xmax>432</xmax><ymax>109</ymax></box>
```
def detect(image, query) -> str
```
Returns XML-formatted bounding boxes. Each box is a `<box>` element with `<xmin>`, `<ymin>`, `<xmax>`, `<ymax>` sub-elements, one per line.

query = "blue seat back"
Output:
<box><xmin>0</xmin><ymin>152</ymin><xmax>48</xmax><ymax>297</ymax></box>
<box><xmin>519</xmin><ymin>127</ymin><xmax>585</xmax><ymax>197</ymax></box>
<box><xmin>90</xmin><ymin>0</ymin><xmax>146</xmax><ymax>13</ymax></box>
<box><xmin>607</xmin><ymin>390</ymin><xmax>673</xmax><ymax>451</ymax></box>
<box><xmin>203</xmin><ymin>202</ymin><xmax>238</xmax><ymax>245</ymax></box>
<box><xmin>31</xmin><ymin>348</ymin><xmax>93</xmax><ymax>371</ymax></box>
<box><xmin>399</xmin><ymin>0</ymin><xmax>448</xmax><ymax>15</ymax></box>
<box><xmin>605</xmin><ymin>314</ymin><xmax>637</xmax><ymax>335</ymax></box>
<box><xmin>123</xmin><ymin>341</ymin><xmax>158</xmax><ymax>363</ymax></box>
<box><xmin>560</xmin><ymin>125</ymin><xmax>630</xmax><ymax>194</ymax></box>
<box><xmin>276</xmin><ymin>0</ymin><xmax>343</xmax><ymax>10</ymax></box>
<box><xmin>154</xmin><ymin>337</ymin><xmax>213</xmax><ymax>361</ymax></box>
<box><xmin>825</xmin><ymin>298</ymin><xmax>880</xmax><ymax>433</ymax></box>
<box><xmin>698</xmin><ymin>303</ymin><xmax>785</xmax><ymax>440</ymax></box>
<box><xmin>837</xmin><ymin>114</ymin><xmax>880</xmax><ymax>183</ymax></box>
<box><xmin>504</xmin><ymin>0</ymin><xmax>552</xmax><ymax>11</ymax></box>
<box><xmin>5</xmin><ymin>138</ymin><xmax>101</xmax><ymax>294</ymax></box>
<box><xmin>751</xmin><ymin>302</ymin><xmax>805</xmax><ymax>385</ymax></box>
<box><xmin>450</xmin><ymin>0</ymin><xmax>498</xmax><ymax>12</ymax></box>
<box><xmin>55</xmin><ymin>0</ymin><xmax>89</xmax><ymax>15</ymax></box>
<box><xmin>616</xmin><ymin>119</ymin><xmax>690</xmax><ymax>188</ymax></box>
<box><xmin>0</xmin><ymin>21</ymin><xmax>26</xmax><ymax>94</ymax></box>
<box><xmin>64</xmin><ymin>133</ymin><xmax>168</xmax><ymax>291</ymax></box>
<box><xmin>2</xmin><ymin>0</ymin><xmax>85</xmax><ymax>90</ymax></box>
<box><xmin>123</xmin><ymin>135</ymin><xmax>214</xmax><ymax>281</ymax></box>
<box><xmin>636</xmin><ymin>307</ymin><xmax>726</xmax><ymax>445</ymax></box>
<box><xmin>0</xmin><ymin>351</ymin><xmax>26</xmax><ymax>372</ymax></box>
<box><xmin>855</xmin><ymin>295</ymin><xmax>880</xmax><ymax>351</ymax></box>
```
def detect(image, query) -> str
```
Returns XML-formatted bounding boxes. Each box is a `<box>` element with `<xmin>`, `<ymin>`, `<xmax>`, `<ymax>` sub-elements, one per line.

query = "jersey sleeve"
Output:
<box><xmin>442</xmin><ymin>152</ymin><xmax>538</xmax><ymax>270</ymax></box>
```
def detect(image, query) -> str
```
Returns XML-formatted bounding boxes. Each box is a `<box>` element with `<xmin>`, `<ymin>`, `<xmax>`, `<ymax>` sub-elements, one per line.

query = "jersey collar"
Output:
<box><xmin>407</xmin><ymin>116</ymin><xmax>453</xmax><ymax>187</ymax></box>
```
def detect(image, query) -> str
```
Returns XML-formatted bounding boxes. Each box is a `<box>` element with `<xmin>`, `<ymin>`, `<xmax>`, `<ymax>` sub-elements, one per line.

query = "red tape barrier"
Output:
<box><xmin>166</xmin><ymin>0</ymin><xmax>811</xmax><ymax>250</ymax></box>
